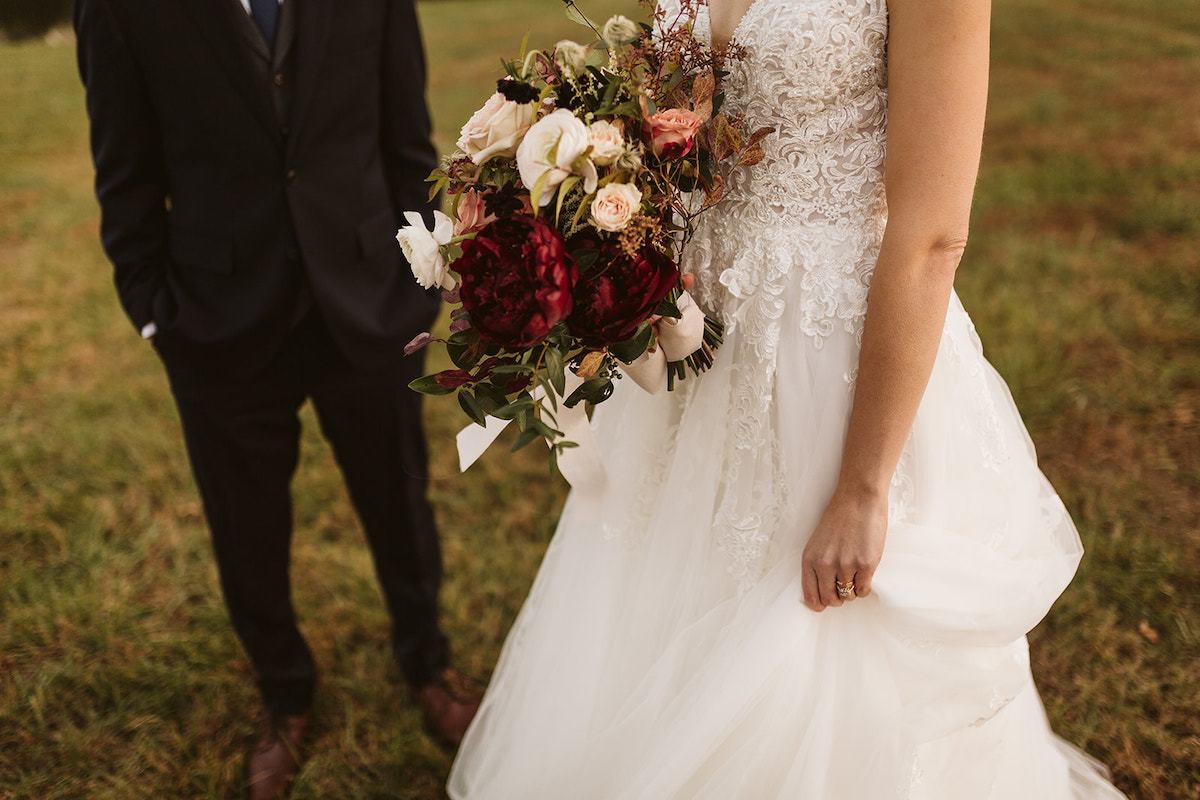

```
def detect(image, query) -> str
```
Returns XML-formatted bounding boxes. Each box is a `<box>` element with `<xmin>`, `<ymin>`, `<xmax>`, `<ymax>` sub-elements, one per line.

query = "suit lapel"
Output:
<box><xmin>176</xmin><ymin>0</ymin><xmax>276</xmax><ymax>137</ymax></box>
<box><xmin>287</xmin><ymin>0</ymin><xmax>332</xmax><ymax>155</ymax></box>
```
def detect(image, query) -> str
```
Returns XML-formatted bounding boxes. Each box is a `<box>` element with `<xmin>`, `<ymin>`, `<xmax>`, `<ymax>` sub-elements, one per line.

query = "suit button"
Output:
<box><xmin>272</xmin><ymin>73</ymin><xmax>284</xmax><ymax>86</ymax></box>
<box><xmin>286</xmin><ymin>246</ymin><xmax>300</xmax><ymax>261</ymax></box>
<box><xmin>285</xmin><ymin>168</ymin><xmax>297</xmax><ymax>184</ymax></box>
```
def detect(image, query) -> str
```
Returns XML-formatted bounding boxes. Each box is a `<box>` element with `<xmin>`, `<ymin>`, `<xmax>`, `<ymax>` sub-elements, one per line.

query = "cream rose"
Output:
<box><xmin>601</xmin><ymin>15</ymin><xmax>640</xmax><ymax>48</ymax></box>
<box><xmin>456</xmin><ymin>92</ymin><xmax>534</xmax><ymax>165</ymax></box>
<box><xmin>590</xmin><ymin>182</ymin><xmax>643</xmax><ymax>232</ymax></box>
<box><xmin>554</xmin><ymin>39</ymin><xmax>589</xmax><ymax>77</ymax></box>
<box><xmin>516</xmin><ymin>109</ymin><xmax>597</xmax><ymax>206</ymax></box>
<box><xmin>396</xmin><ymin>210</ymin><xmax>455</xmax><ymax>290</ymax></box>
<box><xmin>588</xmin><ymin>120</ymin><xmax>625</xmax><ymax>166</ymax></box>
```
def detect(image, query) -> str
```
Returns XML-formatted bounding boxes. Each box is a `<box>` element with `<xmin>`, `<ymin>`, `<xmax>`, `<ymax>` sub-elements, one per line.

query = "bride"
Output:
<box><xmin>448</xmin><ymin>0</ymin><xmax>1128</xmax><ymax>797</ymax></box>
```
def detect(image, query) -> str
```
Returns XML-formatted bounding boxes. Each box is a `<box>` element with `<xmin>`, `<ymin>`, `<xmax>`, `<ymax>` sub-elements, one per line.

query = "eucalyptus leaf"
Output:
<box><xmin>573</xmin><ymin>247</ymin><xmax>600</xmax><ymax>270</ymax></box>
<box><xmin>427</xmin><ymin>176</ymin><xmax>448</xmax><ymax>204</ymax></box>
<box><xmin>408</xmin><ymin>375</ymin><xmax>457</xmax><ymax>396</ymax></box>
<box><xmin>491</xmin><ymin>396</ymin><xmax>534</xmax><ymax>420</ymax></box>
<box><xmin>447</xmin><ymin>341</ymin><xmax>473</xmax><ymax>370</ymax></box>
<box><xmin>565</xmin><ymin>377</ymin><xmax>614</xmax><ymax>407</ymax></box>
<box><xmin>510</xmin><ymin>427</ymin><xmax>541</xmax><ymax>452</ymax></box>
<box><xmin>656</xmin><ymin>296</ymin><xmax>683</xmax><ymax>319</ymax></box>
<box><xmin>474</xmin><ymin>383</ymin><xmax>509</xmax><ymax>414</ymax></box>
<box><xmin>529</xmin><ymin>416</ymin><xmax>562</xmax><ymax>440</ymax></box>
<box><xmin>529</xmin><ymin>168</ymin><xmax>552</xmax><ymax>210</ymax></box>
<box><xmin>610</xmin><ymin>322</ymin><xmax>654</xmax><ymax>363</ymax></box>
<box><xmin>458</xmin><ymin>389</ymin><xmax>487</xmax><ymax>426</ymax></box>
<box><xmin>537</xmin><ymin>375</ymin><xmax>559</xmax><ymax>412</ymax></box>
<box><xmin>545</xmin><ymin>346</ymin><xmax>567</xmax><ymax>396</ymax></box>
<box><xmin>563</xmin><ymin>3</ymin><xmax>596</xmax><ymax>30</ymax></box>
<box><xmin>491</xmin><ymin>364</ymin><xmax>536</xmax><ymax>377</ymax></box>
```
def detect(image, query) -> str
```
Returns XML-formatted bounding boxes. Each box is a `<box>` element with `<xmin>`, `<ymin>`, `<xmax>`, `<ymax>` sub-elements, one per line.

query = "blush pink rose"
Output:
<box><xmin>453</xmin><ymin>189</ymin><xmax>497</xmax><ymax>236</ymax></box>
<box><xmin>589</xmin><ymin>182</ymin><xmax>643</xmax><ymax>232</ymax></box>
<box><xmin>644</xmin><ymin>108</ymin><xmax>704</xmax><ymax>159</ymax></box>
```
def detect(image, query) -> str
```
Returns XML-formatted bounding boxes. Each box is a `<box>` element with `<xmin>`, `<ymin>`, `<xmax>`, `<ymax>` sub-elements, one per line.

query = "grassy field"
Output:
<box><xmin>0</xmin><ymin>0</ymin><xmax>1196</xmax><ymax>797</ymax></box>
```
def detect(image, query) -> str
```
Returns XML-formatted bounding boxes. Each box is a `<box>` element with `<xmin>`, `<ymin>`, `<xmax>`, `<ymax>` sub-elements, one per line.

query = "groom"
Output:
<box><xmin>74</xmin><ymin>0</ymin><xmax>477</xmax><ymax>796</ymax></box>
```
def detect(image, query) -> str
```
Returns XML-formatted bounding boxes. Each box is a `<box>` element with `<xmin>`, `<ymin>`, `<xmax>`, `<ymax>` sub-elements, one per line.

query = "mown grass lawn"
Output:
<box><xmin>1</xmin><ymin>0</ymin><xmax>1197</xmax><ymax>798</ymax></box>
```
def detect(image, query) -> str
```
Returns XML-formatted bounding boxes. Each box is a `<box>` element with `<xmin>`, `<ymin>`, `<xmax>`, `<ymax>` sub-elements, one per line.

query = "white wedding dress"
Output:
<box><xmin>448</xmin><ymin>0</ymin><xmax>1127</xmax><ymax>797</ymax></box>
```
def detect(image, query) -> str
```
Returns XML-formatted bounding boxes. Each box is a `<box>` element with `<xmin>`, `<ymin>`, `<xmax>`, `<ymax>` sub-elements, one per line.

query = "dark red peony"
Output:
<box><xmin>566</xmin><ymin>234</ymin><xmax>680</xmax><ymax>348</ymax></box>
<box><xmin>457</xmin><ymin>215</ymin><xmax>577</xmax><ymax>348</ymax></box>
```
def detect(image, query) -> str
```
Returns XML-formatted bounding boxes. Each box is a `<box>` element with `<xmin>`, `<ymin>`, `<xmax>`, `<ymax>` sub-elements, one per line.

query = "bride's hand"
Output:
<box><xmin>800</xmin><ymin>490</ymin><xmax>888</xmax><ymax>612</ymax></box>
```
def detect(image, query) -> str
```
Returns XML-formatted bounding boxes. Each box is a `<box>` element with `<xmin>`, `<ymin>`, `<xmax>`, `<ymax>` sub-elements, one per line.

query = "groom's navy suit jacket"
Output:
<box><xmin>75</xmin><ymin>0</ymin><xmax>440</xmax><ymax>372</ymax></box>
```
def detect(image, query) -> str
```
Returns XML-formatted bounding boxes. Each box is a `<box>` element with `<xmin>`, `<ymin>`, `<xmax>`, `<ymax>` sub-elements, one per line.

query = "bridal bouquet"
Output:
<box><xmin>399</xmin><ymin>0</ymin><xmax>771</xmax><ymax>464</ymax></box>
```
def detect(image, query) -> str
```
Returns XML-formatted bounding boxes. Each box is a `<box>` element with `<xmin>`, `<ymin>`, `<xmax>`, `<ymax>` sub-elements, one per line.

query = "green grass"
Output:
<box><xmin>1</xmin><ymin>0</ymin><xmax>1197</xmax><ymax>797</ymax></box>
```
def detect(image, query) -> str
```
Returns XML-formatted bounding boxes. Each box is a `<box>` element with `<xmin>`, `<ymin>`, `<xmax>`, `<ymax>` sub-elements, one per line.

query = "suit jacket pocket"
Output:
<box><xmin>169</xmin><ymin>227</ymin><xmax>234</xmax><ymax>274</ymax></box>
<box><xmin>356</xmin><ymin>207</ymin><xmax>399</xmax><ymax>259</ymax></box>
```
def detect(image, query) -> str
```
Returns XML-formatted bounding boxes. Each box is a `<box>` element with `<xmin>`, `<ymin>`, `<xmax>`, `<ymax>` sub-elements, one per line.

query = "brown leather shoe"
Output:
<box><xmin>414</xmin><ymin>670</ymin><xmax>479</xmax><ymax>745</ymax></box>
<box><xmin>246</xmin><ymin>711</ymin><xmax>310</xmax><ymax>800</ymax></box>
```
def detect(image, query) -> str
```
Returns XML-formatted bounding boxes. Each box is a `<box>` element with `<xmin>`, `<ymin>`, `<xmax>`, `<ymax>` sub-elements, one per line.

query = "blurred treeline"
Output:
<box><xmin>0</xmin><ymin>0</ymin><xmax>72</xmax><ymax>41</ymax></box>
<box><xmin>0</xmin><ymin>0</ymin><xmax>476</xmax><ymax>41</ymax></box>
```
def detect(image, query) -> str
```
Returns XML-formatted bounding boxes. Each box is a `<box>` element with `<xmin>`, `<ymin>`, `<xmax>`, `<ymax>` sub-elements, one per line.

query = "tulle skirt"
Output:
<box><xmin>447</xmin><ymin>285</ymin><xmax>1126</xmax><ymax>799</ymax></box>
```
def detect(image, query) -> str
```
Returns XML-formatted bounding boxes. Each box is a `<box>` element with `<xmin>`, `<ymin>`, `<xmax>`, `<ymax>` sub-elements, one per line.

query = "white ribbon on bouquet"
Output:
<box><xmin>455</xmin><ymin>290</ymin><xmax>707</xmax><ymax>491</ymax></box>
<box><xmin>455</xmin><ymin>371</ymin><xmax>606</xmax><ymax>490</ymax></box>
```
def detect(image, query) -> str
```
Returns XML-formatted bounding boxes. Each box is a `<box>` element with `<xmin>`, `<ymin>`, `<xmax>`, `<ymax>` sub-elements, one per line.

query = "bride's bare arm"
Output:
<box><xmin>800</xmin><ymin>0</ymin><xmax>992</xmax><ymax>611</ymax></box>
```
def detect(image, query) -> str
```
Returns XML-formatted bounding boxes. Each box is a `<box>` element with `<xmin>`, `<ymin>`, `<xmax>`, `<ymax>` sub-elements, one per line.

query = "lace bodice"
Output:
<box><xmin>711</xmin><ymin>0</ymin><xmax>888</xmax><ymax>225</ymax></box>
<box><xmin>684</xmin><ymin>0</ymin><xmax>889</xmax><ymax>334</ymax></box>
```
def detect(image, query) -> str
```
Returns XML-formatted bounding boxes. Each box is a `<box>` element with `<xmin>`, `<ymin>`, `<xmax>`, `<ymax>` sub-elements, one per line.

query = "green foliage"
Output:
<box><xmin>1</xmin><ymin>0</ymin><xmax>1198</xmax><ymax>797</ymax></box>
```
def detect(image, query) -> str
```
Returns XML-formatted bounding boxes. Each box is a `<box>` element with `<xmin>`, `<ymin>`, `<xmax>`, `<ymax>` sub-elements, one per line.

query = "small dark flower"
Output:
<box><xmin>482</xmin><ymin>185</ymin><xmax>529</xmax><ymax>219</ymax></box>
<box><xmin>497</xmin><ymin>78</ymin><xmax>541</xmax><ymax>105</ymax></box>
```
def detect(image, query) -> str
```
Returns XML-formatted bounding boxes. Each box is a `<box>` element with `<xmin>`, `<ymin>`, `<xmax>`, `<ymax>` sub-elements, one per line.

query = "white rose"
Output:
<box><xmin>601</xmin><ymin>15</ymin><xmax>640</xmax><ymax>48</ymax></box>
<box><xmin>396</xmin><ymin>210</ymin><xmax>455</xmax><ymax>290</ymax></box>
<box><xmin>516</xmin><ymin>109</ymin><xmax>595</xmax><ymax>207</ymax></box>
<box><xmin>588</xmin><ymin>120</ymin><xmax>625</xmax><ymax>166</ymax></box>
<box><xmin>456</xmin><ymin>92</ymin><xmax>534</xmax><ymax>165</ymax></box>
<box><xmin>589</xmin><ymin>182</ymin><xmax>643</xmax><ymax>232</ymax></box>
<box><xmin>554</xmin><ymin>39</ymin><xmax>589</xmax><ymax>77</ymax></box>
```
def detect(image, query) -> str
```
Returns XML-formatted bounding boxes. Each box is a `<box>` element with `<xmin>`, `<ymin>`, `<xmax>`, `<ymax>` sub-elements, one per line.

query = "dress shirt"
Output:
<box><xmin>238</xmin><ymin>0</ymin><xmax>282</xmax><ymax>15</ymax></box>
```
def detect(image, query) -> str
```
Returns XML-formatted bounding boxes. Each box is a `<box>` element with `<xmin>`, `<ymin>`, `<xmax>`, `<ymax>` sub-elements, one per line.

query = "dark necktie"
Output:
<box><xmin>249</xmin><ymin>0</ymin><xmax>278</xmax><ymax>48</ymax></box>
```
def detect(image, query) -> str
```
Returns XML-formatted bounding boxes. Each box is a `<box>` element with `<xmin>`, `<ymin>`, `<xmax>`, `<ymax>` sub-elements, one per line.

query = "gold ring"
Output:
<box><xmin>835</xmin><ymin>580</ymin><xmax>855</xmax><ymax>598</ymax></box>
